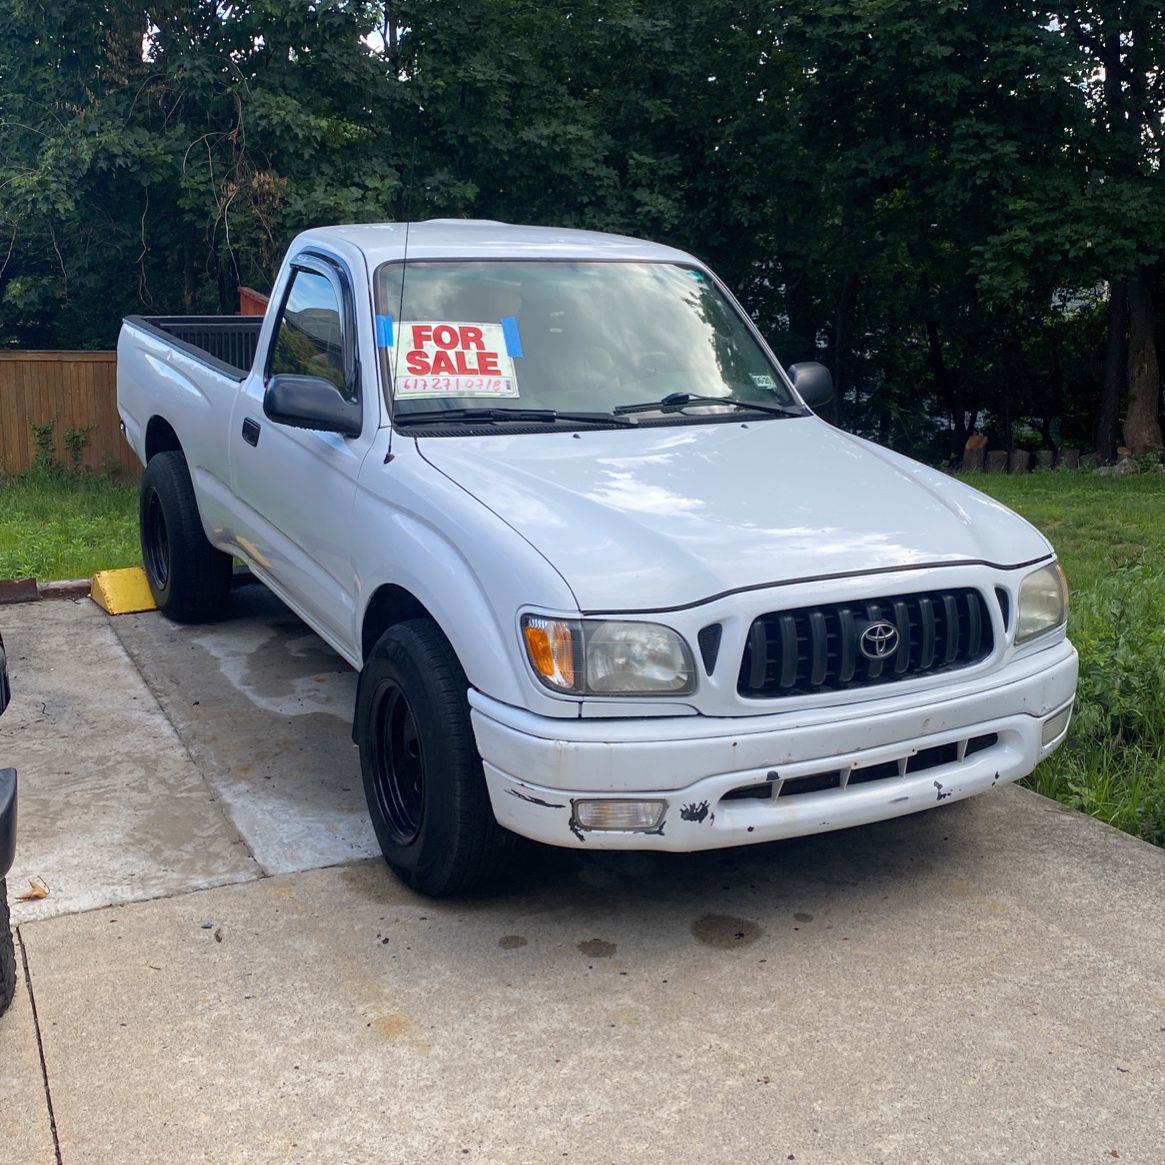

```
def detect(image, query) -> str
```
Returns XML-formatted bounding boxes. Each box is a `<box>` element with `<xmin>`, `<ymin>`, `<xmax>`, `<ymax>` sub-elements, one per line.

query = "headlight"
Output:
<box><xmin>522</xmin><ymin>616</ymin><xmax>695</xmax><ymax>696</ymax></box>
<box><xmin>1015</xmin><ymin>561</ymin><xmax>1068</xmax><ymax>644</ymax></box>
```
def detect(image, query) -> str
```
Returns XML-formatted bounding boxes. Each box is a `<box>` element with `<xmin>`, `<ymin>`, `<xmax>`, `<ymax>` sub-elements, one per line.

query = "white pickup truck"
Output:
<box><xmin>117</xmin><ymin>220</ymin><xmax>1078</xmax><ymax>895</ymax></box>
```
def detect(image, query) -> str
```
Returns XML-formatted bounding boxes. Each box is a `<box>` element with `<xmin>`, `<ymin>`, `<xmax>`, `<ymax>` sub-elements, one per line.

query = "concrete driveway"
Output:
<box><xmin>1</xmin><ymin>588</ymin><xmax>1163</xmax><ymax>1164</ymax></box>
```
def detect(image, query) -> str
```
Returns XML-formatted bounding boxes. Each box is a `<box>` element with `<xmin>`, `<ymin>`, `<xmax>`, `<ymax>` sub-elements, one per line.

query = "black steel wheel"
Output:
<box><xmin>142</xmin><ymin>489</ymin><xmax>171</xmax><ymax>591</ymax></box>
<box><xmin>371</xmin><ymin>682</ymin><xmax>425</xmax><ymax>846</ymax></box>
<box><xmin>138</xmin><ymin>450</ymin><xmax>232</xmax><ymax>623</ymax></box>
<box><xmin>355</xmin><ymin>619</ymin><xmax>515</xmax><ymax>897</ymax></box>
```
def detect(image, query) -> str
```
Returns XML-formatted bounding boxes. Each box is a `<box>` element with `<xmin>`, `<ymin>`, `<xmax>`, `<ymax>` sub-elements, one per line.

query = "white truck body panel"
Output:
<box><xmin>415</xmin><ymin>422</ymin><xmax>1051</xmax><ymax>613</ymax></box>
<box><xmin>117</xmin><ymin>220</ymin><xmax>1077</xmax><ymax>852</ymax></box>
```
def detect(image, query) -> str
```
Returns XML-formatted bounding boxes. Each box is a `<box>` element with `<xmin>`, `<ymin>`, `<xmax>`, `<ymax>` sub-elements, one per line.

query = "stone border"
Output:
<box><xmin>0</xmin><ymin>578</ymin><xmax>91</xmax><ymax>605</ymax></box>
<box><xmin>962</xmin><ymin>438</ymin><xmax>1165</xmax><ymax>476</ymax></box>
<box><xmin>0</xmin><ymin>569</ymin><xmax>255</xmax><ymax>607</ymax></box>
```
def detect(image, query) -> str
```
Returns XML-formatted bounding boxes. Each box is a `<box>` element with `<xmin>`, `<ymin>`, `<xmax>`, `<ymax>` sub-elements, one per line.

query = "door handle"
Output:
<box><xmin>242</xmin><ymin>417</ymin><xmax>261</xmax><ymax>447</ymax></box>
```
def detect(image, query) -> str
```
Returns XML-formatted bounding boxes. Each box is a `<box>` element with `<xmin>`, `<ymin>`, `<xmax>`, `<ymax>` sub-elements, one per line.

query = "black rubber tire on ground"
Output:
<box><xmin>0</xmin><ymin>881</ymin><xmax>15</xmax><ymax>1017</ymax></box>
<box><xmin>139</xmin><ymin>450</ymin><xmax>232</xmax><ymax>623</ymax></box>
<box><xmin>356</xmin><ymin>619</ymin><xmax>515</xmax><ymax>897</ymax></box>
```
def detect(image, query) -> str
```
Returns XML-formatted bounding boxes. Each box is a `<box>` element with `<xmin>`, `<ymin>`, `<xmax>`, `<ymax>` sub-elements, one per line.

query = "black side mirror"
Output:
<box><xmin>263</xmin><ymin>374</ymin><xmax>362</xmax><ymax>437</ymax></box>
<box><xmin>788</xmin><ymin>362</ymin><xmax>834</xmax><ymax>409</ymax></box>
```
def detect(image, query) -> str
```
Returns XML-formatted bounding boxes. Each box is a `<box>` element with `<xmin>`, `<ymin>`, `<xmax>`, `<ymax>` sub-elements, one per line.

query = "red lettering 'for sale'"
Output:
<box><xmin>405</xmin><ymin>349</ymin><xmax>501</xmax><ymax>376</ymax></box>
<box><xmin>409</xmin><ymin>324</ymin><xmax>486</xmax><ymax>351</ymax></box>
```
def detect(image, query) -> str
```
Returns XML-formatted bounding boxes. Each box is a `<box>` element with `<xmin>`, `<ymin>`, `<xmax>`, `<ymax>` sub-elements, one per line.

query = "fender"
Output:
<box><xmin>352</xmin><ymin>449</ymin><xmax>580</xmax><ymax>718</ymax></box>
<box><xmin>119</xmin><ymin>321</ymin><xmax>253</xmax><ymax>548</ymax></box>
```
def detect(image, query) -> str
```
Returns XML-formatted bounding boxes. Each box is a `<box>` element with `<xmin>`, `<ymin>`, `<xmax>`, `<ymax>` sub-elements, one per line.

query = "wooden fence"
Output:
<box><xmin>0</xmin><ymin>350</ymin><xmax>140</xmax><ymax>476</ymax></box>
<box><xmin>238</xmin><ymin>286</ymin><xmax>270</xmax><ymax>316</ymax></box>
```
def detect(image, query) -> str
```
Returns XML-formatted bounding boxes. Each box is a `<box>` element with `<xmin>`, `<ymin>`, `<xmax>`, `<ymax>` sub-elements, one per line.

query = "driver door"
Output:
<box><xmin>230</xmin><ymin>254</ymin><xmax>374</xmax><ymax>655</ymax></box>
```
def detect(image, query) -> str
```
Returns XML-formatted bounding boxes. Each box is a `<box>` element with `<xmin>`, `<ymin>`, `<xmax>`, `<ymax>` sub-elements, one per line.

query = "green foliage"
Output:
<box><xmin>0</xmin><ymin>1</ymin><xmax>1162</xmax><ymax>460</ymax></box>
<box><xmin>1067</xmin><ymin>561</ymin><xmax>1165</xmax><ymax>752</ymax></box>
<box><xmin>968</xmin><ymin>472</ymin><xmax>1165</xmax><ymax>845</ymax></box>
<box><xmin>1030</xmin><ymin>559</ymin><xmax>1165</xmax><ymax>846</ymax></box>
<box><xmin>29</xmin><ymin>419</ymin><xmax>58</xmax><ymax>472</ymax></box>
<box><xmin>963</xmin><ymin>471</ymin><xmax>1165</xmax><ymax>591</ymax></box>
<box><xmin>0</xmin><ymin>0</ymin><xmax>408</xmax><ymax>343</ymax></box>
<box><xmin>63</xmin><ymin>424</ymin><xmax>93</xmax><ymax>470</ymax></box>
<box><xmin>24</xmin><ymin>416</ymin><xmax>93</xmax><ymax>474</ymax></box>
<box><xmin>0</xmin><ymin>466</ymin><xmax>140</xmax><ymax>581</ymax></box>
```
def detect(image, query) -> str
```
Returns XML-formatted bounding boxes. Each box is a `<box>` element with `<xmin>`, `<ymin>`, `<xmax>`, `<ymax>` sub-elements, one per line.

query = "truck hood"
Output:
<box><xmin>416</xmin><ymin>418</ymin><xmax>1052</xmax><ymax>612</ymax></box>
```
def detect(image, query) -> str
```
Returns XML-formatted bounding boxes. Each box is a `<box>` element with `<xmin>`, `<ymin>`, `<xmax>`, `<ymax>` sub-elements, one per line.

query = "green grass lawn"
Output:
<box><xmin>0</xmin><ymin>466</ymin><xmax>141</xmax><ymax>581</ymax></box>
<box><xmin>960</xmin><ymin>471</ymin><xmax>1165</xmax><ymax>592</ymax></box>
<box><xmin>2</xmin><ymin>462</ymin><xmax>1163</xmax><ymax>847</ymax></box>
<box><xmin>964</xmin><ymin>470</ymin><xmax>1165</xmax><ymax>846</ymax></box>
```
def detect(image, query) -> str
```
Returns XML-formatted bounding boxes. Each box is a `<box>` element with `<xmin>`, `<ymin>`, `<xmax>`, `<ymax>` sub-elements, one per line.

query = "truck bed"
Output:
<box><xmin>124</xmin><ymin>315</ymin><xmax>263</xmax><ymax>379</ymax></box>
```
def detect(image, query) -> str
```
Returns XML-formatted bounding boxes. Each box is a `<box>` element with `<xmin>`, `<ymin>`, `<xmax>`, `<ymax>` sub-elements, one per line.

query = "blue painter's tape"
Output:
<box><xmin>500</xmin><ymin>315</ymin><xmax>524</xmax><ymax>358</ymax></box>
<box><xmin>375</xmin><ymin>315</ymin><xmax>394</xmax><ymax>348</ymax></box>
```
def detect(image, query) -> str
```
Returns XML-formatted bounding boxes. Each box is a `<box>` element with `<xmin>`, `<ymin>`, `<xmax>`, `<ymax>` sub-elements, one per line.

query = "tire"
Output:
<box><xmin>356</xmin><ymin>620</ymin><xmax>515</xmax><ymax>897</ymax></box>
<box><xmin>139</xmin><ymin>450</ymin><xmax>232</xmax><ymax>623</ymax></box>
<box><xmin>0</xmin><ymin>881</ymin><xmax>14</xmax><ymax>1017</ymax></box>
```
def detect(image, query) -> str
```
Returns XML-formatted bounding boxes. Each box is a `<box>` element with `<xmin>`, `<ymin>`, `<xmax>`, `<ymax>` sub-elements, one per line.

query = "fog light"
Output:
<box><xmin>573</xmin><ymin>799</ymin><xmax>666</xmax><ymax>831</ymax></box>
<box><xmin>1041</xmin><ymin>704</ymin><xmax>1073</xmax><ymax>746</ymax></box>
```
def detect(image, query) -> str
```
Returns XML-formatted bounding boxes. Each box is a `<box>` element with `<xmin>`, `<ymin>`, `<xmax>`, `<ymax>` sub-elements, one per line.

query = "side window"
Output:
<box><xmin>269</xmin><ymin>269</ymin><xmax>354</xmax><ymax>401</ymax></box>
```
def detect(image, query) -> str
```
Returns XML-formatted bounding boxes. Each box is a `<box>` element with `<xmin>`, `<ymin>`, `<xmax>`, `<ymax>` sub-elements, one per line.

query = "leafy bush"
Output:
<box><xmin>1028</xmin><ymin>558</ymin><xmax>1165</xmax><ymax>845</ymax></box>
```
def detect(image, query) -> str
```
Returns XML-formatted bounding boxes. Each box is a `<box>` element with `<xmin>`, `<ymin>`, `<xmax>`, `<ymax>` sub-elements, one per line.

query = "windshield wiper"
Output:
<box><xmin>613</xmin><ymin>392</ymin><xmax>806</xmax><ymax>418</ymax></box>
<box><xmin>395</xmin><ymin>406</ymin><xmax>638</xmax><ymax>429</ymax></box>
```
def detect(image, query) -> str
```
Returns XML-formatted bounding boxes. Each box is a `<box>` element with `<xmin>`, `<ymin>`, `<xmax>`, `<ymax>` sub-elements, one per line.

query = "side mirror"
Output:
<box><xmin>788</xmin><ymin>361</ymin><xmax>834</xmax><ymax>410</ymax></box>
<box><xmin>263</xmin><ymin>374</ymin><xmax>362</xmax><ymax>438</ymax></box>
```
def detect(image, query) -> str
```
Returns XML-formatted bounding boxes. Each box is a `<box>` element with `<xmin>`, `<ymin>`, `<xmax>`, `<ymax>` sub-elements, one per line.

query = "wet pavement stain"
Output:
<box><xmin>794</xmin><ymin>912</ymin><xmax>814</xmax><ymax>923</ymax></box>
<box><xmin>373</xmin><ymin>1013</ymin><xmax>409</xmax><ymax>1038</ymax></box>
<box><xmin>238</xmin><ymin>630</ymin><xmax>351</xmax><ymax>701</ymax></box>
<box><xmin>498</xmin><ymin>935</ymin><xmax>528</xmax><ymax>950</ymax></box>
<box><xmin>690</xmin><ymin>914</ymin><xmax>763</xmax><ymax>948</ymax></box>
<box><xmin>577</xmin><ymin>938</ymin><xmax>617</xmax><ymax>958</ymax></box>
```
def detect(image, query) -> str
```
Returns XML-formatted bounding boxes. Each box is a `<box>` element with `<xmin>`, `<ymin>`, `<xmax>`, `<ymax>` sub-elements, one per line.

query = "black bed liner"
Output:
<box><xmin>124</xmin><ymin>315</ymin><xmax>263</xmax><ymax>380</ymax></box>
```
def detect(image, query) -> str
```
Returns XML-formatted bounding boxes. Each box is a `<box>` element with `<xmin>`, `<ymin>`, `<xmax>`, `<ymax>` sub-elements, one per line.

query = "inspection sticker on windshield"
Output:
<box><xmin>750</xmin><ymin>373</ymin><xmax>777</xmax><ymax>389</ymax></box>
<box><xmin>394</xmin><ymin>321</ymin><xmax>518</xmax><ymax>398</ymax></box>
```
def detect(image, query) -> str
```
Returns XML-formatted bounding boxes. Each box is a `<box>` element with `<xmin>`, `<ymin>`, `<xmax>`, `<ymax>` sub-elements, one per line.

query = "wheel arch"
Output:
<box><xmin>354</xmin><ymin>571</ymin><xmax>537</xmax><ymax>743</ymax></box>
<box><xmin>355</xmin><ymin>585</ymin><xmax>444</xmax><ymax>746</ymax></box>
<box><xmin>145</xmin><ymin>415</ymin><xmax>183</xmax><ymax>463</ymax></box>
<box><xmin>360</xmin><ymin>584</ymin><xmax>434</xmax><ymax>663</ymax></box>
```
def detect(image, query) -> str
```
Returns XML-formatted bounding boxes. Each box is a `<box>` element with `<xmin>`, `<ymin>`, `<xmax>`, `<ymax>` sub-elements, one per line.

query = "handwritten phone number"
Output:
<box><xmin>397</xmin><ymin>376</ymin><xmax>516</xmax><ymax>397</ymax></box>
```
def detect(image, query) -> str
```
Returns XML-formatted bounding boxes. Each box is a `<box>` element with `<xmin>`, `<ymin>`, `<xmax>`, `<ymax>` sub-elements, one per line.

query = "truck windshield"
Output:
<box><xmin>373</xmin><ymin>260</ymin><xmax>797</xmax><ymax>422</ymax></box>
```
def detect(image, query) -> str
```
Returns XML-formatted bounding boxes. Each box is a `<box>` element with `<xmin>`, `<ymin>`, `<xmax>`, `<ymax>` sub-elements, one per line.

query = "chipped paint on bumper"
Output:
<box><xmin>470</xmin><ymin>639</ymin><xmax>1078</xmax><ymax>851</ymax></box>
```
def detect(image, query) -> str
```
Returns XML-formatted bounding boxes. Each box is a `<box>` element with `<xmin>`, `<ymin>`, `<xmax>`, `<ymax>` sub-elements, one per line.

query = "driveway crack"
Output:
<box><xmin>19</xmin><ymin>929</ymin><xmax>63</xmax><ymax>1165</ymax></box>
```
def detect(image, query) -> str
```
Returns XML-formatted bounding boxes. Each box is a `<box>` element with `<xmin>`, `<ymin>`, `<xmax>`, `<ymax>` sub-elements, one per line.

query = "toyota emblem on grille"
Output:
<box><xmin>859</xmin><ymin>620</ymin><xmax>900</xmax><ymax>660</ymax></box>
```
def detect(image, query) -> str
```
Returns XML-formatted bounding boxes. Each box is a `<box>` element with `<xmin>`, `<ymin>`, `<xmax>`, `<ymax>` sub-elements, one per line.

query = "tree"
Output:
<box><xmin>974</xmin><ymin>5</ymin><xmax>1165</xmax><ymax>455</ymax></box>
<box><xmin>0</xmin><ymin>1</ymin><xmax>410</xmax><ymax>347</ymax></box>
<box><xmin>1</xmin><ymin>0</ymin><xmax>1161</xmax><ymax>464</ymax></box>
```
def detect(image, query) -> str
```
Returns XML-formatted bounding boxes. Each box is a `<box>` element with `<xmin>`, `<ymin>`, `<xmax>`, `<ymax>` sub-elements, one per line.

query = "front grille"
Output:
<box><xmin>738</xmin><ymin>587</ymin><xmax>993</xmax><ymax>697</ymax></box>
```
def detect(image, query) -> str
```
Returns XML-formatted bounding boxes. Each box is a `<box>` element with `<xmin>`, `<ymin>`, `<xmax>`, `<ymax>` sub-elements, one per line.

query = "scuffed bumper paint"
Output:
<box><xmin>470</xmin><ymin>640</ymin><xmax>1078</xmax><ymax>851</ymax></box>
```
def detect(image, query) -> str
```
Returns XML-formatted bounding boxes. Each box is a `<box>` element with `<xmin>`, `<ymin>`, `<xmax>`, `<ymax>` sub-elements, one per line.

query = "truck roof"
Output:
<box><xmin>293</xmin><ymin>220</ymin><xmax>698</xmax><ymax>267</ymax></box>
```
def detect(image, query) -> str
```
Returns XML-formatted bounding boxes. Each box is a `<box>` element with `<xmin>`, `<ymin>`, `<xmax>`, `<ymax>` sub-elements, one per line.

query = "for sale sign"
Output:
<box><xmin>394</xmin><ymin>321</ymin><xmax>519</xmax><ymax>399</ymax></box>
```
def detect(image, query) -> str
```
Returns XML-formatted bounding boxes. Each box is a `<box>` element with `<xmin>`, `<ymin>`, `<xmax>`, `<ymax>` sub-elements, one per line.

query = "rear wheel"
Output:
<box><xmin>139</xmin><ymin>450</ymin><xmax>232</xmax><ymax>623</ymax></box>
<box><xmin>356</xmin><ymin>620</ymin><xmax>514</xmax><ymax>897</ymax></box>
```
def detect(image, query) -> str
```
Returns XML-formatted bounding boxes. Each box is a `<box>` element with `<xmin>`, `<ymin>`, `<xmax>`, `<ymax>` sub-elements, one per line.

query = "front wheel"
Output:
<box><xmin>356</xmin><ymin>620</ymin><xmax>514</xmax><ymax>897</ymax></box>
<box><xmin>139</xmin><ymin>450</ymin><xmax>232</xmax><ymax>623</ymax></box>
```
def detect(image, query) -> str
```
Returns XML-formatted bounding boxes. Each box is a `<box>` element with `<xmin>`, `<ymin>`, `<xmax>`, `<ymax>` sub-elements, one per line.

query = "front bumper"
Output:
<box><xmin>470</xmin><ymin>639</ymin><xmax>1078</xmax><ymax>851</ymax></box>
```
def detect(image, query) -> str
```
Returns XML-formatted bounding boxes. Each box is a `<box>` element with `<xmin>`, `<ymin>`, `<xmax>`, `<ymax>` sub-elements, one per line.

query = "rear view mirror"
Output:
<box><xmin>264</xmin><ymin>374</ymin><xmax>362</xmax><ymax>437</ymax></box>
<box><xmin>788</xmin><ymin>362</ymin><xmax>834</xmax><ymax>409</ymax></box>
